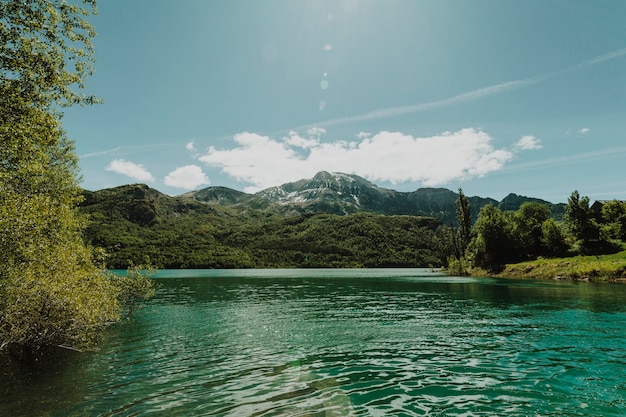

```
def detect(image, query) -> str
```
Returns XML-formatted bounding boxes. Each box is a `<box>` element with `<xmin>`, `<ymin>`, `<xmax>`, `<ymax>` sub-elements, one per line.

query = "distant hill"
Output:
<box><xmin>82</xmin><ymin>184</ymin><xmax>218</xmax><ymax>226</ymax></box>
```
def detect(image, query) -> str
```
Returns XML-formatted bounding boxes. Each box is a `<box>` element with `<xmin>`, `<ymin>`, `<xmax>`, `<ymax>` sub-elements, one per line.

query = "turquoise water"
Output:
<box><xmin>2</xmin><ymin>269</ymin><xmax>626</xmax><ymax>416</ymax></box>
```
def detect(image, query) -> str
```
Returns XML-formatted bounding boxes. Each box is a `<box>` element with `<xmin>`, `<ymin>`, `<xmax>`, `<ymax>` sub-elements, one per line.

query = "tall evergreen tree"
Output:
<box><xmin>455</xmin><ymin>188</ymin><xmax>471</xmax><ymax>256</ymax></box>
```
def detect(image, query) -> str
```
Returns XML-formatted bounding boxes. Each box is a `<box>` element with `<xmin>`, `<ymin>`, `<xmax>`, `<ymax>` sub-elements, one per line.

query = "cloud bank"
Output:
<box><xmin>106</xmin><ymin>159</ymin><xmax>155</xmax><ymax>182</ymax></box>
<box><xmin>199</xmin><ymin>128</ymin><xmax>537</xmax><ymax>192</ymax></box>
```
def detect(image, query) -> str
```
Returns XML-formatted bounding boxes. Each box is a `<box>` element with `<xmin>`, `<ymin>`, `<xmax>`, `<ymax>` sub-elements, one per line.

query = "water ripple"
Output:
<box><xmin>2</xmin><ymin>271</ymin><xmax>626</xmax><ymax>416</ymax></box>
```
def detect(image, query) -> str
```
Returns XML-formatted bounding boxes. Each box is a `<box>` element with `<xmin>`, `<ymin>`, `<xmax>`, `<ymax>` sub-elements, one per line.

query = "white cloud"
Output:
<box><xmin>199</xmin><ymin>132</ymin><xmax>310</xmax><ymax>192</ymax></box>
<box><xmin>579</xmin><ymin>128</ymin><xmax>590</xmax><ymax>135</ymax></box>
<box><xmin>164</xmin><ymin>165</ymin><xmax>210</xmax><ymax>190</ymax></box>
<box><xmin>199</xmin><ymin>128</ymin><xmax>516</xmax><ymax>192</ymax></box>
<box><xmin>513</xmin><ymin>135</ymin><xmax>543</xmax><ymax>151</ymax></box>
<box><xmin>106</xmin><ymin>159</ymin><xmax>155</xmax><ymax>182</ymax></box>
<box><xmin>284</xmin><ymin>131</ymin><xmax>319</xmax><ymax>149</ymax></box>
<box><xmin>356</xmin><ymin>131</ymin><xmax>372</xmax><ymax>139</ymax></box>
<box><xmin>307</xmin><ymin>127</ymin><xmax>327</xmax><ymax>138</ymax></box>
<box><xmin>185</xmin><ymin>140</ymin><xmax>202</xmax><ymax>159</ymax></box>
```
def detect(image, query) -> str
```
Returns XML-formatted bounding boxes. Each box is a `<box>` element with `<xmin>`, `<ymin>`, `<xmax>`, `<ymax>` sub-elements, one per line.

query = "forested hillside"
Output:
<box><xmin>81</xmin><ymin>184</ymin><xmax>443</xmax><ymax>268</ymax></box>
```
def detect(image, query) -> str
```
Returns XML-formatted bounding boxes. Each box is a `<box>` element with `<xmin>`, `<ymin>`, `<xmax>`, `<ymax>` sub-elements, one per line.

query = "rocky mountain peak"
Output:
<box><xmin>256</xmin><ymin>171</ymin><xmax>375</xmax><ymax>206</ymax></box>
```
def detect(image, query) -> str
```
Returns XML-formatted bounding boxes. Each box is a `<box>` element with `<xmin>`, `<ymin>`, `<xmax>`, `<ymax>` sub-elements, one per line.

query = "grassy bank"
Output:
<box><xmin>471</xmin><ymin>250</ymin><xmax>626</xmax><ymax>283</ymax></box>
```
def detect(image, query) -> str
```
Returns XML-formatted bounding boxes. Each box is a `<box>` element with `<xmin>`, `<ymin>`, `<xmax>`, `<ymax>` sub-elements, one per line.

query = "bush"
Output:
<box><xmin>109</xmin><ymin>264</ymin><xmax>158</xmax><ymax>317</ymax></box>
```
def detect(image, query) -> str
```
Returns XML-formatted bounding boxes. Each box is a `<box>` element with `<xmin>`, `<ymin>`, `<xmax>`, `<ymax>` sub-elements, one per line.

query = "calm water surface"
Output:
<box><xmin>2</xmin><ymin>269</ymin><xmax>626</xmax><ymax>416</ymax></box>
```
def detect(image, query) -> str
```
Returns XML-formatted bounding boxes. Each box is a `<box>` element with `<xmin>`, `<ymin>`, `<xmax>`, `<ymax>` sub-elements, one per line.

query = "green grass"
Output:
<box><xmin>476</xmin><ymin>250</ymin><xmax>626</xmax><ymax>283</ymax></box>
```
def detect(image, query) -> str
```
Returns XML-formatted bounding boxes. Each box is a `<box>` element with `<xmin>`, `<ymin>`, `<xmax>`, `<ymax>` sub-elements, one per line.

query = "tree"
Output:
<box><xmin>0</xmin><ymin>0</ymin><xmax>100</xmax><ymax>109</ymax></box>
<box><xmin>564</xmin><ymin>191</ymin><xmax>600</xmax><ymax>244</ymax></box>
<box><xmin>455</xmin><ymin>188</ymin><xmax>472</xmax><ymax>256</ymax></box>
<box><xmin>0</xmin><ymin>99</ymin><xmax>121</xmax><ymax>353</ymax></box>
<box><xmin>513</xmin><ymin>202</ymin><xmax>551</xmax><ymax>258</ymax></box>
<box><xmin>563</xmin><ymin>191</ymin><xmax>619</xmax><ymax>255</ymax></box>
<box><xmin>541</xmin><ymin>218</ymin><xmax>568</xmax><ymax>257</ymax></box>
<box><xmin>1</xmin><ymin>1</ymin><xmax>153</xmax><ymax>355</ymax></box>
<box><xmin>601</xmin><ymin>200</ymin><xmax>626</xmax><ymax>241</ymax></box>
<box><xmin>467</xmin><ymin>204</ymin><xmax>514</xmax><ymax>270</ymax></box>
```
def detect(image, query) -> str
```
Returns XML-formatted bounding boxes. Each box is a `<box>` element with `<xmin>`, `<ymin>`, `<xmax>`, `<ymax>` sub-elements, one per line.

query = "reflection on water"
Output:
<box><xmin>2</xmin><ymin>269</ymin><xmax>626</xmax><ymax>416</ymax></box>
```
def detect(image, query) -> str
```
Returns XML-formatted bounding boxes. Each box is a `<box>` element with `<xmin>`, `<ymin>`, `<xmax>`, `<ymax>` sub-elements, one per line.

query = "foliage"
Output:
<box><xmin>446</xmin><ymin>255</ymin><xmax>470</xmax><ymax>276</ymax></box>
<box><xmin>540</xmin><ymin>218</ymin><xmax>569</xmax><ymax>257</ymax></box>
<box><xmin>461</xmin><ymin>191</ymin><xmax>624</xmax><ymax>272</ymax></box>
<box><xmin>109</xmin><ymin>264</ymin><xmax>157</xmax><ymax>316</ymax></box>
<box><xmin>455</xmin><ymin>188</ymin><xmax>471</xmax><ymax>256</ymax></box>
<box><xmin>601</xmin><ymin>200</ymin><xmax>626</xmax><ymax>241</ymax></box>
<box><xmin>512</xmin><ymin>202</ymin><xmax>551</xmax><ymax>258</ymax></box>
<box><xmin>81</xmin><ymin>185</ymin><xmax>624</xmax><ymax>273</ymax></box>
<box><xmin>0</xmin><ymin>241</ymin><xmax>119</xmax><ymax>353</ymax></box>
<box><xmin>0</xmin><ymin>92</ymin><xmax>80</xmax><ymax>201</ymax></box>
<box><xmin>1</xmin><ymin>0</ymin><xmax>155</xmax><ymax>356</ymax></box>
<box><xmin>434</xmin><ymin>225</ymin><xmax>459</xmax><ymax>268</ymax></box>
<box><xmin>0</xmin><ymin>0</ymin><xmax>99</xmax><ymax>109</ymax></box>
<box><xmin>465</xmin><ymin>202</ymin><xmax>569</xmax><ymax>271</ymax></box>
<box><xmin>466</xmin><ymin>204</ymin><xmax>515</xmax><ymax>271</ymax></box>
<box><xmin>0</xmin><ymin>94</ymin><xmax>121</xmax><ymax>354</ymax></box>
<box><xmin>564</xmin><ymin>191</ymin><xmax>600</xmax><ymax>244</ymax></box>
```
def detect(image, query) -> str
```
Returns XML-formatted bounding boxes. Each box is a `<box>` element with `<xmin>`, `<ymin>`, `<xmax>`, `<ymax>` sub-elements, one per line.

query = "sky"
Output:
<box><xmin>62</xmin><ymin>0</ymin><xmax>626</xmax><ymax>203</ymax></box>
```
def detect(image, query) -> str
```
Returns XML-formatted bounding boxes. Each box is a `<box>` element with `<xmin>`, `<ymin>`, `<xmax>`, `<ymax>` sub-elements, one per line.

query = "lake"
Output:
<box><xmin>2</xmin><ymin>269</ymin><xmax>626</xmax><ymax>416</ymax></box>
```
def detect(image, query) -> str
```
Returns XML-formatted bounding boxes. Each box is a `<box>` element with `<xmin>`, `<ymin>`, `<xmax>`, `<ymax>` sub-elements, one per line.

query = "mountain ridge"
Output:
<box><xmin>81</xmin><ymin>171</ymin><xmax>565</xmax><ymax>227</ymax></box>
<box><xmin>182</xmin><ymin>171</ymin><xmax>564</xmax><ymax>223</ymax></box>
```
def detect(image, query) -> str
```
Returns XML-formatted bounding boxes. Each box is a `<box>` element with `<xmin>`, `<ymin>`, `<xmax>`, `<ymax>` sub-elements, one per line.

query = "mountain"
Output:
<box><xmin>498</xmin><ymin>193</ymin><xmax>565</xmax><ymax>218</ymax></box>
<box><xmin>185</xmin><ymin>171</ymin><xmax>563</xmax><ymax>224</ymax></box>
<box><xmin>82</xmin><ymin>183</ymin><xmax>220</xmax><ymax>226</ymax></box>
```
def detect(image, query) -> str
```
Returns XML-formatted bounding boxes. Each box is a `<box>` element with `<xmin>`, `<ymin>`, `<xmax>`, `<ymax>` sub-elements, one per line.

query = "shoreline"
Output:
<box><xmin>469</xmin><ymin>250</ymin><xmax>626</xmax><ymax>283</ymax></box>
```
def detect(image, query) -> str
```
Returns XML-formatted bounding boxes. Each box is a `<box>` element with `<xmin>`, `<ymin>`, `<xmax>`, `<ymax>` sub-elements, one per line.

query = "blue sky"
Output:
<box><xmin>63</xmin><ymin>0</ymin><xmax>626</xmax><ymax>203</ymax></box>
